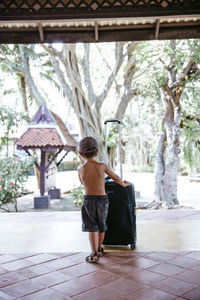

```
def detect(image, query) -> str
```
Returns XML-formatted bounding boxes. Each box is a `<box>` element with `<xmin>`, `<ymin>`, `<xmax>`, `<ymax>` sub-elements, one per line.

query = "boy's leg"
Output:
<box><xmin>98</xmin><ymin>232</ymin><xmax>105</xmax><ymax>249</ymax></box>
<box><xmin>89</xmin><ymin>232</ymin><xmax>98</xmax><ymax>254</ymax></box>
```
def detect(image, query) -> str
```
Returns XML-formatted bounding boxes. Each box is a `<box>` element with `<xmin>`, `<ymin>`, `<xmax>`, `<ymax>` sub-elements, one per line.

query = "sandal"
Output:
<box><xmin>97</xmin><ymin>247</ymin><xmax>105</xmax><ymax>257</ymax></box>
<box><xmin>85</xmin><ymin>252</ymin><xmax>99</xmax><ymax>263</ymax></box>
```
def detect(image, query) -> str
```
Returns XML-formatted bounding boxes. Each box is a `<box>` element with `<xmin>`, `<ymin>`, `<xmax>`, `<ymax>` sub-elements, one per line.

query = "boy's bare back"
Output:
<box><xmin>78</xmin><ymin>159</ymin><xmax>129</xmax><ymax>195</ymax></box>
<box><xmin>78</xmin><ymin>160</ymin><xmax>107</xmax><ymax>195</ymax></box>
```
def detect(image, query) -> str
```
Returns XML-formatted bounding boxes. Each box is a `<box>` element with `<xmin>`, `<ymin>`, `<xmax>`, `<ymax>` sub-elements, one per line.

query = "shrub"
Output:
<box><xmin>0</xmin><ymin>157</ymin><xmax>32</xmax><ymax>211</ymax></box>
<box><xmin>71</xmin><ymin>186</ymin><xmax>84</xmax><ymax>208</ymax></box>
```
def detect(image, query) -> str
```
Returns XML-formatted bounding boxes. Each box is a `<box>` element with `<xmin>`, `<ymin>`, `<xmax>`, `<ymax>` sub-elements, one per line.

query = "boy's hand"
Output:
<box><xmin>123</xmin><ymin>180</ymin><xmax>131</xmax><ymax>187</ymax></box>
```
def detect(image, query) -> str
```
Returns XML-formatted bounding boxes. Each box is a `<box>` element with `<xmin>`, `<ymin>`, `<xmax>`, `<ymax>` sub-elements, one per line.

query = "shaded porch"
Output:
<box><xmin>0</xmin><ymin>210</ymin><xmax>200</xmax><ymax>299</ymax></box>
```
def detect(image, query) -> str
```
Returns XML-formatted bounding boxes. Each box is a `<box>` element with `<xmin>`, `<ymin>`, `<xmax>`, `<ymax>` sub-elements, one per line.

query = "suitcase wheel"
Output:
<box><xmin>130</xmin><ymin>243</ymin><xmax>135</xmax><ymax>250</ymax></box>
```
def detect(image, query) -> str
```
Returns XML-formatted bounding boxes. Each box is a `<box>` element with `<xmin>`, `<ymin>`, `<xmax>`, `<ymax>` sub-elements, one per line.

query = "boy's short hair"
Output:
<box><xmin>78</xmin><ymin>136</ymin><xmax>98</xmax><ymax>158</ymax></box>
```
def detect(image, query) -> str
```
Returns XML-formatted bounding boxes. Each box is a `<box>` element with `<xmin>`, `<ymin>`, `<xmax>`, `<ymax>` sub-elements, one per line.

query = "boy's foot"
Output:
<box><xmin>85</xmin><ymin>252</ymin><xmax>99</xmax><ymax>263</ymax></box>
<box><xmin>97</xmin><ymin>247</ymin><xmax>104</xmax><ymax>257</ymax></box>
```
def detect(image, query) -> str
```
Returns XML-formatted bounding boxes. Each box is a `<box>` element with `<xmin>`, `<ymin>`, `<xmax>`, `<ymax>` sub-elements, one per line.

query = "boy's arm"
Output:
<box><xmin>104</xmin><ymin>164</ymin><xmax>130</xmax><ymax>187</ymax></box>
<box><xmin>77</xmin><ymin>167</ymin><xmax>83</xmax><ymax>185</ymax></box>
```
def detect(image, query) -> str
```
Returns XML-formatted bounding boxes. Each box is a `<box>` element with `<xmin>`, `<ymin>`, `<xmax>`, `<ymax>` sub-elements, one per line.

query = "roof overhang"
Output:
<box><xmin>0</xmin><ymin>0</ymin><xmax>200</xmax><ymax>43</ymax></box>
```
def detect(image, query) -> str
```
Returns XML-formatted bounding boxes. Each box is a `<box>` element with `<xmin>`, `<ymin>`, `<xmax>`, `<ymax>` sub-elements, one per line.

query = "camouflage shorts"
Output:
<box><xmin>81</xmin><ymin>195</ymin><xmax>109</xmax><ymax>232</ymax></box>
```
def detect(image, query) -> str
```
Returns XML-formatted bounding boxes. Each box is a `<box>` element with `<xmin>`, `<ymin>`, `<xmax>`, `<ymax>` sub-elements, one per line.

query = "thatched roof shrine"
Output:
<box><xmin>16</xmin><ymin>104</ymin><xmax>77</xmax><ymax>151</ymax></box>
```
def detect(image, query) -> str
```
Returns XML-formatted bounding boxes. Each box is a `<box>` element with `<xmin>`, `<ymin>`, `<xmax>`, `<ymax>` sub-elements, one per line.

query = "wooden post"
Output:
<box><xmin>40</xmin><ymin>150</ymin><xmax>46</xmax><ymax>196</ymax></box>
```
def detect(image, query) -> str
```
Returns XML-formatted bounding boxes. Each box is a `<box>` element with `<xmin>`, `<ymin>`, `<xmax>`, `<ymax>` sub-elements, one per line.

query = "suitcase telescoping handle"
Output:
<box><xmin>104</xmin><ymin>119</ymin><xmax>123</xmax><ymax>180</ymax></box>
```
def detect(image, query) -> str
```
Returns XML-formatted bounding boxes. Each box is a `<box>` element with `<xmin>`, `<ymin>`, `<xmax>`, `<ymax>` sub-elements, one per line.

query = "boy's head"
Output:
<box><xmin>78</xmin><ymin>136</ymin><xmax>98</xmax><ymax>158</ymax></box>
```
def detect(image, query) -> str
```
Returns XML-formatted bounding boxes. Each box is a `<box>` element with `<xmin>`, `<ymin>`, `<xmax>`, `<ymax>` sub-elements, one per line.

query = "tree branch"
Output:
<box><xmin>41</xmin><ymin>44</ymin><xmax>63</xmax><ymax>60</ymax></box>
<box><xmin>50</xmin><ymin>56</ymin><xmax>73</xmax><ymax>105</ymax></box>
<box><xmin>178</xmin><ymin>60</ymin><xmax>198</xmax><ymax>83</ymax></box>
<box><xmin>19</xmin><ymin>45</ymin><xmax>44</xmax><ymax>107</ymax></box>
<box><xmin>96</xmin><ymin>42</ymin><xmax>125</xmax><ymax>109</ymax></box>
<box><xmin>79</xmin><ymin>44</ymin><xmax>95</xmax><ymax>104</ymax></box>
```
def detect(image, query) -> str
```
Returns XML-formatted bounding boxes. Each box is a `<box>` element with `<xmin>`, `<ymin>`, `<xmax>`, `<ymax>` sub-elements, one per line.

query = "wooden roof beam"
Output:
<box><xmin>155</xmin><ymin>19</ymin><xmax>160</xmax><ymax>39</ymax></box>
<box><xmin>95</xmin><ymin>21</ymin><xmax>99</xmax><ymax>42</ymax></box>
<box><xmin>38</xmin><ymin>23</ymin><xmax>44</xmax><ymax>43</ymax></box>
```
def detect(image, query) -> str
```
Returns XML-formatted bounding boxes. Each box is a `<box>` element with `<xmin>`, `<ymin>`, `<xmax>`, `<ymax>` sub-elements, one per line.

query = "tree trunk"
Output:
<box><xmin>154</xmin><ymin>130</ymin><xmax>167</xmax><ymax>203</ymax></box>
<box><xmin>163</xmin><ymin>98</ymin><xmax>181</xmax><ymax>205</ymax></box>
<box><xmin>19</xmin><ymin>75</ymin><xmax>30</xmax><ymax>121</ymax></box>
<box><xmin>152</xmin><ymin>40</ymin><xmax>183</xmax><ymax>208</ymax></box>
<box><xmin>153</xmin><ymin>95</ymin><xmax>181</xmax><ymax>207</ymax></box>
<box><xmin>19</xmin><ymin>45</ymin><xmax>44</xmax><ymax>108</ymax></box>
<box><xmin>63</xmin><ymin>44</ymin><xmax>105</xmax><ymax>161</ymax></box>
<box><xmin>42</xmin><ymin>43</ymin><xmax>129</xmax><ymax>162</ymax></box>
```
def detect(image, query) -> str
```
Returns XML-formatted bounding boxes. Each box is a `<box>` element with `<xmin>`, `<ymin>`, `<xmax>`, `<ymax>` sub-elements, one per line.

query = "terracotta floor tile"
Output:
<box><xmin>152</xmin><ymin>277</ymin><xmax>198</xmax><ymax>297</ymax></box>
<box><xmin>190</xmin><ymin>264</ymin><xmax>200</xmax><ymax>272</ymax></box>
<box><xmin>181</xmin><ymin>287</ymin><xmax>200</xmax><ymax>300</ymax></box>
<box><xmin>0</xmin><ymin>266</ymin><xmax>8</xmax><ymax>275</ymax></box>
<box><xmin>72</xmin><ymin>287</ymin><xmax>126</xmax><ymax>300</ymax></box>
<box><xmin>51</xmin><ymin>276</ymin><xmax>97</xmax><ymax>297</ymax></box>
<box><xmin>163</xmin><ymin>251</ymin><xmax>193</xmax><ymax>256</ymax></box>
<box><xmin>126</xmin><ymin>268</ymin><xmax>167</xmax><ymax>285</ymax></box>
<box><xmin>59</xmin><ymin>262</ymin><xmax>97</xmax><ymax>278</ymax></box>
<box><xmin>1</xmin><ymin>259</ymin><xmax>35</xmax><ymax>272</ymax></box>
<box><xmin>101</xmin><ymin>278</ymin><xmax>145</xmax><ymax>296</ymax></box>
<box><xmin>40</xmin><ymin>256</ymin><xmax>80</xmax><ymax>271</ymax></box>
<box><xmin>62</xmin><ymin>253</ymin><xmax>87</xmax><ymax>265</ymax></box>
<box><xmin>16</xmin><ymin>264</ymin><xmax>52</xmax><ymax>279</ymax></box>
<box><xmin>80</xmin><ymin>270</ymin><xmax>120</xmax><ymax>286</ymax></box>
<box><xmin>92</xmin><ymin>258</ymin><xmax>121</xmax><ymax>274</ymax></box>
<box><xmin>183</xmin><ymin>251</ymin><xmax>200</xmax><ymax>261</ymax></box>
<box><xmin>0</xmin><ymin>250</ymin><xmax>199</xmax><ymax>300</ymax></box>
<box><xmin>103</xmin><ymin>261</ymin><xmax>141</xmax><ymax>278</ymax></box>
<box><xmin>0</xmin><ymin>271</ymin><xmax>27</xmax><ymax>288</ymax></box>
<box><xmin>1</xmin><ymin>280</ymin><xmax>44</xmax><ymax>298</ymax></box>
<box><xmin>145</xmin><ymin>252</ymin><xmax>177</xmax><ymax>262</ymax></box>
<box><xmin>26</xmin><ymin>253</ymin><xmax>57</xmax><ymax>264</ymax></box>
<box><xmin>173</xmin><ymin>269</ymin><xmax>200</xmax><ymax>285</ymax></box>
<box><xmin>128</xmin><ymin>286</ymin><xmax>176</xmax><ymax>300</ymax></box>
<box><xmin>147</xmin><ymin>262</ymin><xmax>185</xmax><ymax>276</ymax></box>
<box><xmin>0</xmin><ymin>290</ymin><xmax>15</xmax><ymax>300</ymax></box>
<box><xmin>168</xmin><ymin>257</ymin><xmax>200</xmax><ymax>269</ymax></box>
<box><xmin>130</xmin><ymin>257</ymin><xmax>160</xmax><ymax>269</ymax></box>
<box><xmin>12</xmin><ymin>253</ymin><xmax>42</xmax><ymax>259</ymax></box>
<box><xmin>107</xmin><ymin>252</ymin><xmax>135</xmax><ymax>262</ymax></box>
<box><xmin>30</xmin><ymin>270</ymin><xmax>71</xmax><ymax>287</ymax></box>
<box><xmin>20</xmin><ymin>287</ymin><xmax>67</xmax><ymax>300</ymax></box>
<box><xmin>131</xmin><ymin>251</ymin><xmax>154</xmax><ymax>257</ymax></box>
<box><xmin>49</xmin><ymin>252</ymin><xmax>74</xmax><ymax>258</ymax></box>
<box><xmin>0</xmin><ymin>255</ymin><xmax>18</xmax><ymax>265</ymax></box>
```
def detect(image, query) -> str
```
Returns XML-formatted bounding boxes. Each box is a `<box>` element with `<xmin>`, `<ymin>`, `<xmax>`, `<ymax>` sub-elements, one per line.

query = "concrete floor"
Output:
<box><xmin>1</xmin><ymin>210</ymin><xmax>200</xmax><ymax>253</ymax></box>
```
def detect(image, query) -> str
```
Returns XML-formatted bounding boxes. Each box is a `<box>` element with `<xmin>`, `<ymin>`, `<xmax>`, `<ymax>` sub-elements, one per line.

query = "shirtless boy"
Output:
<box><xmin>78</xmin><ymin>136</ymin><xmax>130</xmax><ymax>263</ymax></box>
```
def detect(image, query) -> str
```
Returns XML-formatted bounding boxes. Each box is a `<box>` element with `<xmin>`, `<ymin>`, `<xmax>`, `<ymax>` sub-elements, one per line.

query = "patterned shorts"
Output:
<box><xmin>81</xmin><ymin>195</ymin><xmax>109</xmax><ymax>232</ymax></box>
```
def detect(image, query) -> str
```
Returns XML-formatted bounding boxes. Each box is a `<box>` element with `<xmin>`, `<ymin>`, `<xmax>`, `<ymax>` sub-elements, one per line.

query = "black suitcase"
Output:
<box><xmin>103</xmin><ymin>119</ymin><xmax>136</xmax><ymax>250</ymax></box>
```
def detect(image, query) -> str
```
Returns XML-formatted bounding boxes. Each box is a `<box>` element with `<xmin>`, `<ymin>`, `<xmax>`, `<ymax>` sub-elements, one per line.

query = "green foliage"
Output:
<box><xmin>102</xmin><ymin>125</ymin><xmax>119</xmax><ymax>148</ymax></box>
<box><xmin>181</xmin><ymin>119</ymin><xmax>200</xmax><ymax>173</ymax></box>
<box><xmin>0</xmin><ymin>157</ymin><xmax>32</xmax><ymax>211</ymax></box>
<box><xmin>0</xmin><ymin>106</ymin><xmax>28</xmax><ymax>155</ymax></box>
<box><xmin>1</xmin><ymin>40</ymin><xmax>200</xmax><ymax>177</ymax></box>
<box><xmin>71</xmin><ymin>186</ymin><xmax>84</xmax><ymax>208</ymax></box>
<box><xmin>132</xmin><ymin>39</ymin><xmax>200</xmax><ymax>173</ymax></box>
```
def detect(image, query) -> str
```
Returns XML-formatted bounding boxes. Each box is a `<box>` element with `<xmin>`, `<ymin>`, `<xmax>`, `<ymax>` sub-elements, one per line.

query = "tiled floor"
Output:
<box><xmin>1</xmin><ymin>210</ymin><xmax>200</xmax><ymax>299</ymax></box>
<box><xmin>1</xmin><ymin>251</ymin><xmax>200</xmax><ymax>299</ymax></box>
